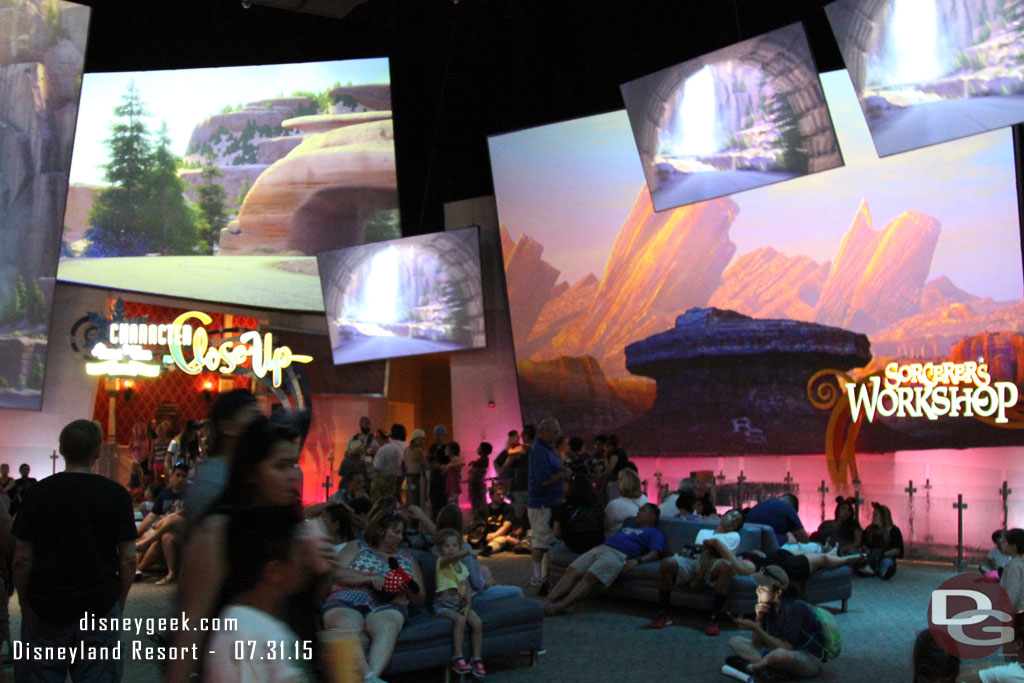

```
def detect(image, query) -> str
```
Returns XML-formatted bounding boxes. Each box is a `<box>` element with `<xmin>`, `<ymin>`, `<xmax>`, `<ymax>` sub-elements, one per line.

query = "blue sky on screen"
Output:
<box><xmin>69</xmin><ymin>58</ymin><xmax>390</xmax><ymax>187</ymax></box>
<box><xmin>488</xmin><ymin>69</ymin><xmax>1022</xmax><ymax>302</ymax></box>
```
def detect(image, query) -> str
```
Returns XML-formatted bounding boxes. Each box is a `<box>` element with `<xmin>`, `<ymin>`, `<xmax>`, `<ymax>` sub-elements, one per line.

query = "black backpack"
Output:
<box><xmin>564</xmin><ymin>504</ymin><xmax>604</xmax><ymax>554</ymax></box>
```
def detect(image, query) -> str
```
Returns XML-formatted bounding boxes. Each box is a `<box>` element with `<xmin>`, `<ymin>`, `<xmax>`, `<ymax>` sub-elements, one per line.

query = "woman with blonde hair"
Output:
<box><xmin>860</xmin><ymin>502</ymin><xmax>904</xmax><ymax>579</ymax></box>
<box><xmin>603</xmin><ymin>469</ymin><xmax>648</xmax><ymax>537</ymax></box>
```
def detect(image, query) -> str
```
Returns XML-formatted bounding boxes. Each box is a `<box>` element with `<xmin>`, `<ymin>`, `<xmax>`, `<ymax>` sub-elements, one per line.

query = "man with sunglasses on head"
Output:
<box><xmin>136</xmin><ymin>462</ymin><xmax>189</xmax><ymax>585</ymax></box>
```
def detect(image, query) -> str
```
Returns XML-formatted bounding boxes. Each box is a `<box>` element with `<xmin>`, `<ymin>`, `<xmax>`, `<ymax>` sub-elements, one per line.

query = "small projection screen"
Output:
<box><xmin>317</xmin><ymin>226</ymin><xmax>487</xmax><ymax>366</ymax></box>
<box><xmin>620</xmin><ymin>22</ymin><xmax>843</xmax><ymax>213</ymax></box>
<box><xmin>826</xmin><ymin>0</ymin><xmax>1024</xmax><ymax>157</ymax></box>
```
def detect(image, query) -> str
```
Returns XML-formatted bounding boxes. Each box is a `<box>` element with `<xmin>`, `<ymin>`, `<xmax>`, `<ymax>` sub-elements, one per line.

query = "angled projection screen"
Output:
<box><xmin>0</xmin><ymin>0</ymin><xmax>91</xmax><ymax>411</ymax></box>
<box><xmin>57</xmin><ymin>58</ymin><xmax>398</xmax><ymax>312</ymax></box>
<box><xmin>620</xmin><ymin>22</ymin><xmax>843</xmax><ymax>213</ymax></box>
<box><xmin>826</xmin><ymin>0</ymin><xmax>1024</xmax><ymax>157</ymax></box>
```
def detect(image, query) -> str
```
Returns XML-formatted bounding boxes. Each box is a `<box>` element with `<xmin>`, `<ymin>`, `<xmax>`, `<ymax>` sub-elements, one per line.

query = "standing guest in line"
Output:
<box><xmin>565</xmin><ymin>437</ymin><xmax>590</xmax><ymax>476</ymax></box>
<box><xmin>1001</xmin><ymin>528</ymin><xmax>1024</xmax><ymax>612</ymax></box>
<box><xmin>338</xmin><ymin>443</ymin><xmax>370</xmax><ymax>485</ymax></box>
<box><xmin>9</xmin><ymin>464</ymin><xmax>38</xmax><ymax>517</ymax></box>
<box><xmin>150</xmin><ymin>420</ymin><xmax>173</xmax><ymax>484</ymax></box>
<box><xmin>467</xmin><ymin>442</ymin><xmax>492</xmax><ymax>520</ymax></box>
<box><xmin>427</xmin><ymin>425</ymin><xmax>450</xmax><ymax>518</ymax></box>
<box><xmin>604</xmin><ymin>469</ymin><xmax>649</xmax><ymax>537</ymax></box>
<box><xmin>166</xmin><ymin>420</ymin><xmax>201</xmax><ymax>475</ymax></box>
<box><xmin>347</xmin><ymin>416</ymin><xmax>379</xmax><ymax>456</ymax></box>
<box><xmin>13</xmin><ymin>420</ymin><xmax>137</xmax><ymax>682</ymax></box>
<box><xmin>727</xmin><ymin>565</ymin><xmax>826</xmax><ymax>680</ymax></box>
<box><xmin>495</xmin><ymin>429</ymin><xmax>529</xmax><ymax>528</ymax></box>
<box><xmin>443</xmin><ymin>441</ymin><xmax>465</xmax><ymax>506</ymax></box>
<box><xmin>860</xmin><ymin>502</ymin><xmax>904</xmax><ymax>579</ymax></box>
<box><xmin>184</xmin><ymin>389</ymin><xmax>260</xmax><ymax>527</ymax></box>
<box><xmin>372</xmin><ymin>423</ymin><xmax>406</xmax><ymax>502</ymax></box>
<box><xmin>527</xmin><ymin>418</ymin><xmax>566</xmax><ymax>591</ymax></box>
<box><xmin>403</xmin><ymin>429</ymin><xmax>429</xmax><ymax>509</ymax></box>
<box><xmin>0</xmin><ymin>464</ymin><xmax>14</xmax><ymax>498</ymax></box>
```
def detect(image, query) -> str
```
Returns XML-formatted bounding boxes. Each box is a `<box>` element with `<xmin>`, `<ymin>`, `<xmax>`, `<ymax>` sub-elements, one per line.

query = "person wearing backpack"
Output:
<box><xmin>726</xmin><ymin>565</ymin><xmax>828</xmax><ymax>680</ymax></box>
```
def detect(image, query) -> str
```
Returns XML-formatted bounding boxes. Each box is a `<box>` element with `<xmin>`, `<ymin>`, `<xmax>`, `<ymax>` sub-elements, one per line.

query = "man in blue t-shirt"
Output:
<box><xmin>746</xmin><ymin>494</ymin><xmax>811</xmax><ymax>547</ymax></box>
<box><xmin>526</xmin><ymin>417</ymin><xmax>566</xmax><ymax>590</ymax></box>
<box><xmin>728</xmin><ymin>565</ymin><xmax>825</xmax><ymax>680</ymax></box>
<box><xmin>544</xmin><ymin>503</ymin><xmax>664</xmax><ymax>615</ymax></box>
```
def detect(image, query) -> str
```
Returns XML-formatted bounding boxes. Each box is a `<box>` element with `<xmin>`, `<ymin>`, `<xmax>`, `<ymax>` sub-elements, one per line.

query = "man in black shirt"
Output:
<box><xmin>480</xmin><ymin>484</ymin><xmax>516</xmax><ymax>556</ymax></box>
<box><xmin>13</xmin><ymin>420</ymin><xmax>137</xmax><ymax>682</ymax></box>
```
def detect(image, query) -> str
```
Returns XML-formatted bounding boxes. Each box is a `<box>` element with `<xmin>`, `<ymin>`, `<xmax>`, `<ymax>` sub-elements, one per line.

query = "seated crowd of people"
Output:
<box><xmin>15</xmin><ymin>402</ymin><xmax>1022</xmax><ymax>683</ymax></box>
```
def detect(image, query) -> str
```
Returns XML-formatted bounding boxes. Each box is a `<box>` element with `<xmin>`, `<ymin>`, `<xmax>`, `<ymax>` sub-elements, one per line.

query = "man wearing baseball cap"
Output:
<box><xmin>726</xmin><ymin>565</ymin><xmax>825</xmax><ymax>680</ymax></box>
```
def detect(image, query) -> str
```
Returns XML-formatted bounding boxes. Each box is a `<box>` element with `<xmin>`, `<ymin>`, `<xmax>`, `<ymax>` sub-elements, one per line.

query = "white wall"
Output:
<box><xmin>0</xmin><ymin>282</ymin><xmax>109</xmax><ymax>477</ymax></box>
<box><xmin>445</xmin><ymin>196</ymin><xmax>523</xmax><ymax>478</ymax></box>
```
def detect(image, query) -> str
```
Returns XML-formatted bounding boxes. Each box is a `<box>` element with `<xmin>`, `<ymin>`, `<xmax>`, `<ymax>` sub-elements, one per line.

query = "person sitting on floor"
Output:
<box><xmin>648</xmin><ymin>508</ymin><xmax>745</xmax><ymax>635</ymax></box>
<box><xmin>136</xmin><ymin>462</ymin><xmax>189</xmax><ymax>585</ymax></box>
<box><xmin>543</xmin><ymin>503</ymin><xmax>664</xmax><ymax>616</ymax></box>
<box><xmin>727</xmin><ymin>565</ymin><xmax>826</xmax><ymax>680</ymax></box>
<box><xmin>480</xmin><ymin>483</ymin><xmax>516</xmax><ymax>557</ymax></box>
<box><xmin>912</xmin><ymin>629</ymin><xmax>959</xmax><ymax>683</ymax></box>
<box><xmin>813</xmin><ymin>497</ymin><xmax>862</xmax><ymax>555</ymax></box>
<box><xmin>860</xmin><ymin>502</ymin><xmax>904</xmax><ymax>579</ymax></box>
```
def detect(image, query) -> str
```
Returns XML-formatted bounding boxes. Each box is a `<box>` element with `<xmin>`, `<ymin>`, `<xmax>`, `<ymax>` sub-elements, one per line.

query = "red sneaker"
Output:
<box><xmin>451</xmin><ymin>656</ymin><xmax>471</xmax><ymax>674</ymax></box>
<box><xmin>705</xmin><ymin>619</ymin><xmax>721</xmax><ymax>636</ymax></box>
<box><xmin>649</xmin><ymin>614</ymin><xmax>674</xmax><ymax>630</ymax></box>
<box><xmin>470</xmin><ymin>657</ymin><xmax>487</xmax><ymax>679</ymax></box>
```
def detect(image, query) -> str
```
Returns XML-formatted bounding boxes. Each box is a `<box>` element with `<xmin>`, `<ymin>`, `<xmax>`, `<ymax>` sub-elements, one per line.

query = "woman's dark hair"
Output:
<box><xmin>478</xmin><ymin>442</ymin><xmax>493</xmax><ymax>456</ymax></box>
<box><xmin>569</xmin><ymin>437</ymin><xmax>584</xmax><ymax>452</ymax></box>
<box><xmin>364</xmin><ymin>509</ymin><xmax>406</xmax><ymax>547</ymax></box>
<box><xmin>696</xmin><ymin>492</ymin><xmax>715</xmax><ymax>516</ymax></box>
<box><xmin>675</xmin><ymin>489</ymin><xmax>697</xmax><ymax>513</ymax></box>
<box><xmin>1005</xmin><ymin>528</ymin><xmax>1024</xmax><ymax>556</ymax></box>
<box><xmin>369</xmin><ymin>496</ymin><xmax>399</xmax><ymax>520</ymax></box>
<box><xmin>219</xmin><ymin>413</ymin><xmax>303</xmax><ymax>510</ymax></box>
<box><xmin>446</xmin><ymin>441</ymin><xmax>461</xmax><ymax>457</ymax></box>
<box><xmin>322</xmin><ymin>505</ymin><xmax>354</xmax><ymax>543</ymax></box>
<box><xmin>834</xmin><ymin>496</ymin><xmax>854</xmax><ymax>518</ymax></box>
<box><xmin>912</xmin><ymin>629</ymin><xmax>959</xmax><ymax>683</ymax></box>
<box><xmin>435</xmin><ymin>504</ymin><xmax>464</xmax><ymax>535</ymax></box>
<box><xmin>993</xmin><ymin>529</ymin><xmax>1007</xmax><ymax>545</ymax></box>
<box><xmin>206</xmin><ymin>389</ymin><xmax>258</xmax><ymax>455</ymax></box>
<box><xmin>223</xmin><ymin>505</ymin><xmax>301</xmax><ymax>600</ymax></box>
<box><xmin>565</xmin><ymin>474</ymin><xmax>597</xmax><ymax>507</ymax></box>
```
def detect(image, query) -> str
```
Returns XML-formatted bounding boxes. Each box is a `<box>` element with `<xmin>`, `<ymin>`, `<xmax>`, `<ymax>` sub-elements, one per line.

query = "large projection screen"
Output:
<box><xmin>56</xmin><ymin>58</ymin><xmax>397</xmax><ymax>312</ymax></box>
<box><xmin>620</xmin><ymin>22</ymin><xmax>843</xmax><ymax>213</ymax></box>
<box><xmin>489</xmin><ymin>69</ymin><xmax>1024</xmax><ymax>456</ymax></box>
<box><xmin>826</xmin><ymin>0</ymin><xmax>1024</xmax><ymax>157</ymax></box>
<box><xmin>0</xmin><ymin>0</ymin><xmax>90</xmax><ymax>411</ymax></box>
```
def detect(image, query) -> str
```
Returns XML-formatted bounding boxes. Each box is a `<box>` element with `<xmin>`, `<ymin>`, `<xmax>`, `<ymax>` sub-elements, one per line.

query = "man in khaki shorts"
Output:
<box><xmin>526</xmin><ymin>417</ymin><xmax>566</xmax><ymax>590</ymax></box>
<box><xmin>543</xmin><ymin>503</ymin><xmax>664</xmax><ymax>615</ymax></box>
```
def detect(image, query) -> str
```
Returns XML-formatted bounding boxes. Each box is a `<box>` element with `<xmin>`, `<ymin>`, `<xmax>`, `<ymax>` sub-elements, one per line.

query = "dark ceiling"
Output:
<box><xmin>75</xmin><ymin>0</ymin><xmax>846</xmax><ymax>236</ymax></box>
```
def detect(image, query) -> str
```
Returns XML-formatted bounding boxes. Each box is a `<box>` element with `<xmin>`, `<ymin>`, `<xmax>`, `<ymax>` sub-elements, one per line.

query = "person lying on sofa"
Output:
<box><xmin>704</xmin><ymin>536</ymin><xmax>867</xmax><ymax>584</ymax></box>
<box><xmin>648</xmin><ymin>508</ymin><xmax>745</xmax><ymax>635</ymax></box>
<box><xmin>543</xmin><ymin>503</ymin><xmax>664</xmax><ymax>616</ymax></box>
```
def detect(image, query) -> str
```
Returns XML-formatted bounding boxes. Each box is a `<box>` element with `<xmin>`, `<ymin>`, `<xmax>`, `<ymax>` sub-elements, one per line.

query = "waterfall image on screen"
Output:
<box><xmin>489</xmin><ymin>69</ymin><xmax>1024</xmax><ymax>456</ymax></box>
<box><xmin>0</xmin><ymin>0</ymin><xmax>90</xmax><ymax>411</ymax></box>
<box><xmin>56</xmin><ymin>59</ymin><xmax>397</xmax><ymax>312</ymax></box>
<box><xmin>826</xmin><ymin>0</ymin><xmax>1024</xmax><ymax>157</ymax></box>
<box><xmin>620</xmin><ymin>22</ymin><xmax>843</xmax><ymax>213</ymax></box>
<box><xmin>318</xmin><ymin>227</ymin><xmax>486</xmax><ymax>365</ymax></box>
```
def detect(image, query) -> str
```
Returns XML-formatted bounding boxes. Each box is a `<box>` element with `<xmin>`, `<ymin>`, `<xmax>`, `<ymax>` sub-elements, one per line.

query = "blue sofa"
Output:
<box><xmin>383</xmin><ymin>550</ymin><xmax>544</xmax><ymax>681</ymax></box>
<box><xmin>547</xmin><ymin>517</ymin><xmax>852</xmax><ymax>615</ymax></box>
